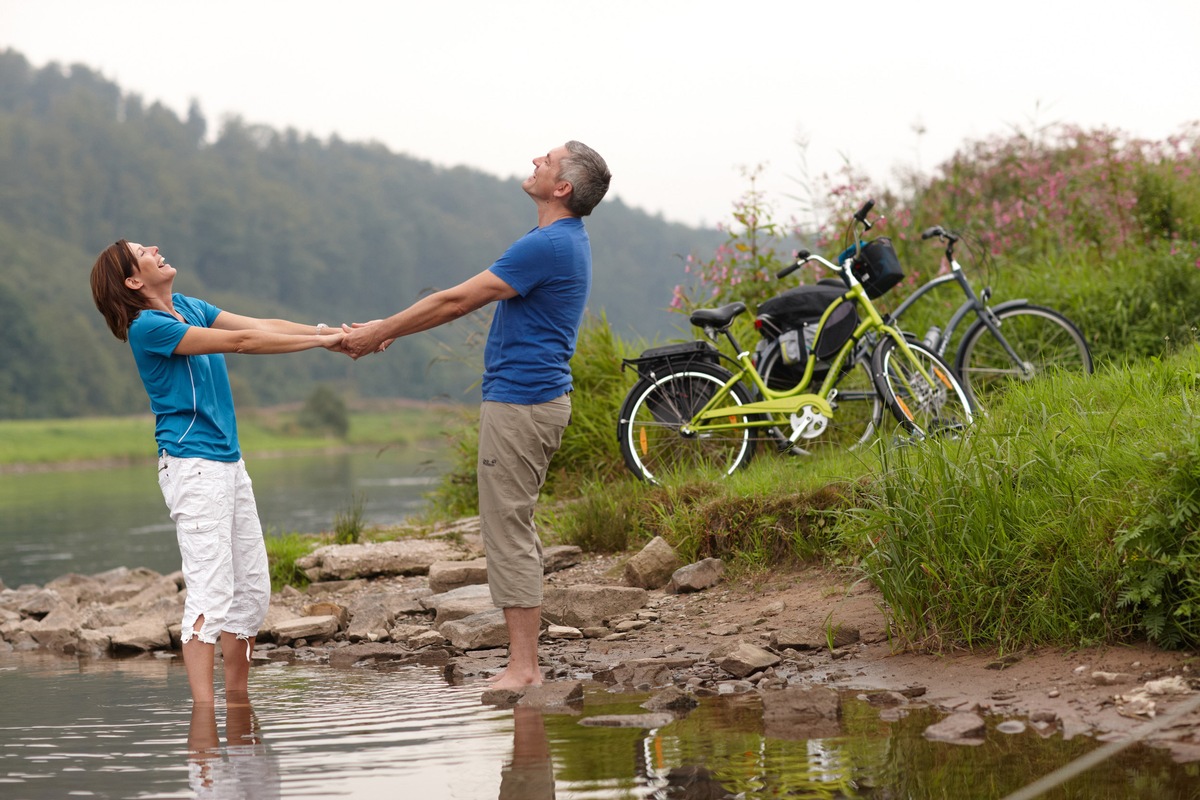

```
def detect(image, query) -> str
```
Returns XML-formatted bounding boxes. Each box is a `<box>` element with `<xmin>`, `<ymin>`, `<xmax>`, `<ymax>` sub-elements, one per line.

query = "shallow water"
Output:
<box><xmin>2</xmin><ymin>651</ymin><xmax>1199</xmax><ymax>799</ymax></box>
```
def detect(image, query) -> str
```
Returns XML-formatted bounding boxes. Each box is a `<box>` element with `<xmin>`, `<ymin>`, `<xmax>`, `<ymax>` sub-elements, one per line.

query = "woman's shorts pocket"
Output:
<box><xmin>166</xmin><ymin>466</ymin><xmax>225</xmax><ymax>562</ymax></box>
<box><xmin>178</xmin><ymin>519</ymin><xmax>222</xmax><ymax>563</ymax></box>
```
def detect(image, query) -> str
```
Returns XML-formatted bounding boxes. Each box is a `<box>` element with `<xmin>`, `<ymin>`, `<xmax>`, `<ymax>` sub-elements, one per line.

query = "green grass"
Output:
<box><xmin>265</xmin><ymin>531</ymin><xmax>321</xmax><ymax>592</ymax></box>
<box><xmin>0</xmin><ymin>402</ymin><xmax>463</xmax><ymax>467</ymax></box>
<box><xmin>842</xmin><ymin>345</ymin><xmax>1200</xmax><ymax>652</ymax></box>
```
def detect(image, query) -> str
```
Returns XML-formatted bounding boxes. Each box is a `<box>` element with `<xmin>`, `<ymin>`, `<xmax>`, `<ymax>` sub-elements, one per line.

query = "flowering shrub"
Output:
<box><xmin>904</xmin><ymin>124</ymin><xmax>1200</xmax><ymax>264</ymax></box>
<box><xmin>676</xmin><ymin>123</ymin><xmax>1200</xmax><ymax>357</ymax></box>
<box><xmin>671</xmin><ymin>167</ymin><xmax>800</xmax><ymax>314</ymax></box>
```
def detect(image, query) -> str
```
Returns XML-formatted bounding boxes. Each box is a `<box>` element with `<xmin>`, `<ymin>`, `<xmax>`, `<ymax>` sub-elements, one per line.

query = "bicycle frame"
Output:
<box><xmin>887</xmin><ymin>254</ymin><xmax>1031</xmax><ymax>370</ymax></box>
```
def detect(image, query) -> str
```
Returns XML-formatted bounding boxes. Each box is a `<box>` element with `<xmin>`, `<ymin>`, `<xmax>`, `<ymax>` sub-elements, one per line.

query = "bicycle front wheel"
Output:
<box><xmin>758</xmin><ymin>345</ymin><xmax>881</xmax><ymax>454</ymax></box>
<box><xmin>955</xmin><ymin>304</ymin><xmax>1094</xmax><ymax>408</ymax></box>
<box><xmin>617</xmin><ymin>363</ymin><xmax>756</xmax><ymax>484</ymax></box>
<box><xmin>872</xmin><ymin>338</ymin><xmax>974</xmax><ymax>440</ymax></box>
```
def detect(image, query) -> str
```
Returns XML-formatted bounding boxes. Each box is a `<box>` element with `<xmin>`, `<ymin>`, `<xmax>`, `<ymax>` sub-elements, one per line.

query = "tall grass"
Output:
<box><xmin>846</xmin><ymin>349</ymin><xmax>1200</xmax><ymax>651</ymax></box>
<box><xmin>333</xmin><ymin>493</ymin><xmax>367</xmax><ymax>545</ymax></box>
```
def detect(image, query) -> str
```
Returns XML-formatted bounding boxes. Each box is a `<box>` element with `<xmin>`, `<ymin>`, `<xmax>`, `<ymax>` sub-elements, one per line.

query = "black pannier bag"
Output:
<box><xmin>754</xmin><ymin>285</ymin><xmax>845</xmax><ymax>392</ymax></box>
<box><xmin>754</xmin><ymin>285</ymin><xmax>844</xmax><ymax>339</ymax></box>
<box><xmin>836</xmin><ymin>237</ymin><xmax>905</xmax><ymax>298</ymax></box>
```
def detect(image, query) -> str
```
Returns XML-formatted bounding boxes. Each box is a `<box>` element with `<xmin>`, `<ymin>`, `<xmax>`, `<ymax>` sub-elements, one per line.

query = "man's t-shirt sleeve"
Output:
<box><xmin>488</xmin><ymin>229</ymin><xmax>556</xmax><ymax>296</ymax></box>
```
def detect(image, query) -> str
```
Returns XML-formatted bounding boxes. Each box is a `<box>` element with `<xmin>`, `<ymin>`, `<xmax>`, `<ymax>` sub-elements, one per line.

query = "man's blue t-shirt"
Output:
<box><xmin>484</xmin><ymin>217</ymin><xmax>592</xmax><ymax>404</ymax></box>
<box><xmin>128</xmin><ymin>294</ymin><xmax>240</xmax><ymax>462</ymax></box>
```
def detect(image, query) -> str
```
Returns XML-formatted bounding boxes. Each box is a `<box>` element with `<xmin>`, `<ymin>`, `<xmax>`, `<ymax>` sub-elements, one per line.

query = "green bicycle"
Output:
<box><xmin>617</xmin><ymin>200</ymin><xmax>976</xmax><ymax>484</ymax></box>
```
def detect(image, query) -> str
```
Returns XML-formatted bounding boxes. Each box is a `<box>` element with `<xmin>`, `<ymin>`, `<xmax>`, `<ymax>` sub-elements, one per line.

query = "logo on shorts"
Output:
<box><xmin>481</xmin><ymin>458</ymin><xmax>497</xmax><ymax>467</ymax></box>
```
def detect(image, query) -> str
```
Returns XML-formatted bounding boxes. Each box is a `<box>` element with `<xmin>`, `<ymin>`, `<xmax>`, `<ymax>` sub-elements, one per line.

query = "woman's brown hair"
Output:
<box><xmin>90</xmin><ymin>239</ymin><xmax>151</xmax><ymax>341</ymax></box>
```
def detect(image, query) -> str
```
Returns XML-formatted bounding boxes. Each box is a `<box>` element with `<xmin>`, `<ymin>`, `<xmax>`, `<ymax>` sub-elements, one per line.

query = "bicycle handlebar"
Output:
<box><xmin>779</xmin><ymin>199</ymin><xmax>877</xmax><ymax>280</ymax></box>
<box><xmin>921</xmin><ymin>224</ymin><xmax>960</xmax><ymax>258</ymax></box>
<box><xmin>920</xmin><ymin>225</ymin><xmax>959</xmax><ymax>243</ymax></box>
<box><xmin>777</xmin><ymin>250</ymin><xmax>808</xmax><ymax>279</ymax></box>
<box><xmin>854</xmin><ymin>199</ymin><xmax>875</xmax><ymax>223</ymax></box>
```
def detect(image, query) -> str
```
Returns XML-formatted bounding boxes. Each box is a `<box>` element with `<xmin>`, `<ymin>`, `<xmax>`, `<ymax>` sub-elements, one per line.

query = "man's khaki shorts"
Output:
<box><xmin>477</xmin><ymin>395</ymin><xmax>571</xmax><ymax>608</ymax></box>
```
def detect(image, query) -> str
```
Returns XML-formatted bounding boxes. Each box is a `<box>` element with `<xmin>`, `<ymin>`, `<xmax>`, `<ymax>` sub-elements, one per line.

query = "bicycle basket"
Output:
<box><xmin>837</xmin><ymin>237</ymin><xmax>905</xmax><ymax>298</ymax></box>
<box><xmin>755</xmin><ymin>284</ymin><xmax>844</xmax><ymax>337</ymax></box>
<box><xmin>622</xmin><ymin>340</ymin><xmax>719</xmax><ymax>381</ymax></box>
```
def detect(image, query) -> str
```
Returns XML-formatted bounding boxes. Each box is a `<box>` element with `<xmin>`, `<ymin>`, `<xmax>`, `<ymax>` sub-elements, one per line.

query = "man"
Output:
<box><xmin>341</xmin><ymin>141</ymin><xmax>611</xmax><ymax>690</ymax></box>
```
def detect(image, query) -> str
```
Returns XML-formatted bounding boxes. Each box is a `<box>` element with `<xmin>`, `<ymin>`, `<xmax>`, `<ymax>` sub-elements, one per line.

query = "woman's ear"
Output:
<box><xmin>124</xmin><ymin>276</ymin><xmax>143</xmax><ymax>291</ymax></box>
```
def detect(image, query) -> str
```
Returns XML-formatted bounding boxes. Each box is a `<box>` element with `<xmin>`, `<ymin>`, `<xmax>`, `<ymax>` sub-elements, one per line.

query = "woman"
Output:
<box><xmin>90</xmin><ymin>239</ymin><xmax>344</xmax><ymax>705</ymax></box>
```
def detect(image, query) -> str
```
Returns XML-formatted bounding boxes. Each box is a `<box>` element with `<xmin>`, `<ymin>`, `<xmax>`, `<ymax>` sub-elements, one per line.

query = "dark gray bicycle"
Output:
<box><xmin>899</xmin><ymin>226</ymin><xmax>1094</xmax><ymax>408</ymax></box>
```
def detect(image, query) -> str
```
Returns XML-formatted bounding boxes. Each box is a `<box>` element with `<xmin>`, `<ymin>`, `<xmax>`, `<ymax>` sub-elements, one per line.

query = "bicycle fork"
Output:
<box><xmin>877</xmin><ymin>336</ymin><xmax>957</xmax><ymax>425</ymax></box>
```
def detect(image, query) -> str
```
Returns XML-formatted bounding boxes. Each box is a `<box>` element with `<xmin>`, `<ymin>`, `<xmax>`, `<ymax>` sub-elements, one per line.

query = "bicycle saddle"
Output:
<box><xmin>689</xmin><ymin>302</ymin><xmax>747</xmax><ymax>330</ymax></box>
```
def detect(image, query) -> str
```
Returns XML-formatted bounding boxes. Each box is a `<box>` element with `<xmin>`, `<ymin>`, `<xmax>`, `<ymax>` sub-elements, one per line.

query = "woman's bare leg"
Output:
<box><xmin>182</xmin><ymin>614</ymin><xmax>216</xmax><ymax>705</ymax></box>
<box><xmin>221</xmin><ymin>631</ymin><xmax>255</xmax><ymax>702</ymax></box>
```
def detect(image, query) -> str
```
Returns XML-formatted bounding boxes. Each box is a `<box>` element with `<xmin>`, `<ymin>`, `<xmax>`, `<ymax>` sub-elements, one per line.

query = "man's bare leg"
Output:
<box><xmin>182</xmin><ymin>614</ymin><xmax>216</xmax><ymax>705</ymax></box>
<box><xmin>488</xmin><ymin>606</ymin><xmax>543</xmax><ymax>690</ymax></box>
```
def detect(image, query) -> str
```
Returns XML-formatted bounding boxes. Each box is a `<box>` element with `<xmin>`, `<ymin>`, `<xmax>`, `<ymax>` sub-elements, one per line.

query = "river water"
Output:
<box><xmin>0</xmin><ymin>448</ymin><xmax>444</xmax><ymax>589</ymax></box>
<box><xmin>1</xmin><ymin>650</ymin><xmax>1197</xmax><ymax>799</ymax></box>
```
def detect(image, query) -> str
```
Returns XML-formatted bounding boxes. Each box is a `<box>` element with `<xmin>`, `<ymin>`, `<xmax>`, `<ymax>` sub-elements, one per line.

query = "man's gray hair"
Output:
<box><xmin>559</xmin><ymin>141</ymin><xmax>612</xmax><ymax>217</ymax></box>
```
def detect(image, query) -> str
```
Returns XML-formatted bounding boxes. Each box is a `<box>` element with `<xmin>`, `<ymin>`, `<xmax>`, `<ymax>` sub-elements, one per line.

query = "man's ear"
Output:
<box><xmin>553</xmin><ymin>181</ymin><xmax>573</xmax><ymax>200</ymax></box>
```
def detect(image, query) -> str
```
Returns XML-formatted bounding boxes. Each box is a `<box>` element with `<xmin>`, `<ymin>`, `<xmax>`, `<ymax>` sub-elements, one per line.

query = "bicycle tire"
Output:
<box><xmin>955</xmin><ymin>304</ymin><xmax>1093</xmax><ymax>408</ymax></box>
<box><xmin>617</xmin><ymin>363</ymin><xmax>757</xmax><ymax>483</ymax></box>
<box><xmin>872</xmin><ymin>338</ymin><xmax>974</xmax><ymax>440</ymax></box>
<box><xmin>757</xmin><ymin>344</ymin><xmax>881</xmax><ymax>454</ymax></box>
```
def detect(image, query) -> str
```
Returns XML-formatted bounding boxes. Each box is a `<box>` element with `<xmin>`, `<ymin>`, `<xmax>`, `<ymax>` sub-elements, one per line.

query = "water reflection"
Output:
<box><xmin>187</xmin><ymin>701</ymin><xmax>281</xmax><ymax>799</ymax></box>
<box><xmin>499</xmin><ymin>707</ymin><xmax>556</xmax><ymax>799</ymax></box>
<box><xmin>660</xmin><ymin>765</ymin><xmax>736</xmax><ymax>799</ymax></box>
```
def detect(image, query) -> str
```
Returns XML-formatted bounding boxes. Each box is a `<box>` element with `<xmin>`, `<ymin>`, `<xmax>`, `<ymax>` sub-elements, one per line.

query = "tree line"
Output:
<box><xmin>0</xmin><ymin>49</ymin><xmax>718</xmax><ymax>419</ymax></box>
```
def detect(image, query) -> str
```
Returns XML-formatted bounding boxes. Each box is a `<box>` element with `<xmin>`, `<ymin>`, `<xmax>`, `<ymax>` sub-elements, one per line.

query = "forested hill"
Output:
<box><xmin>0</xmin><ymin>49</ymin><xmax>720</xmax><ymax>419</ymax></box>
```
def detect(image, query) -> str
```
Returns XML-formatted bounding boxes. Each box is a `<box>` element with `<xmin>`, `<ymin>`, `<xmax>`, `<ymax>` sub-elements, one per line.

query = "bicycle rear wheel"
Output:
<box><xmin>872</xmin><ymin>338</ymin><xmax>974</xmax><ymax>440</ymax></box>
<box><xmin>955</xmin><ymin>304</ymin><xmax>1093</xmax><ymax>408</ymax></box>
<box><xmin>617</xmin><ymin>363</ymin><xmax>756</xmax><ymax>484</ymax></box>
<box><xmin>758</xmin><ymin>344</ymin><xmax>881</xmax><ymax>454</ymax></box>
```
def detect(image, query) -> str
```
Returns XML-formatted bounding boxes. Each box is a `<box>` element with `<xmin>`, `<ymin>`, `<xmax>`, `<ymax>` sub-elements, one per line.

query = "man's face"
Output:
<box><xmin>522</xmin><ymin>145</ymin><xmax>570</xmax><ymax>201</ymax></box>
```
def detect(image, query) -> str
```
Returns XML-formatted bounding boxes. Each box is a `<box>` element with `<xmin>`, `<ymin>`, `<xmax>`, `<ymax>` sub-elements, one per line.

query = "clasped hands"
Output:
<box><xmin>323</xmin><ymin>320</ymin><xmax>394</xmax><ymax>360</ymax></box>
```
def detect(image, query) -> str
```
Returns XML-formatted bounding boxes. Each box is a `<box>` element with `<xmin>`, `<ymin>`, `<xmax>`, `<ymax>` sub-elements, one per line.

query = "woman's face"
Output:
<box><xmin>125</xmin><ymin>242</ymin><xmax>175</xmax><ymax>287</ymax></box>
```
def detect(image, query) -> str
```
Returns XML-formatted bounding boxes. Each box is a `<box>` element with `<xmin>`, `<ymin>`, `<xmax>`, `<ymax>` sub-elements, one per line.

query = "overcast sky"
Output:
<box><xmin>3</xmin><ymin>0</ymin><xmax>1198</xmax><ymax>229</ymax></box>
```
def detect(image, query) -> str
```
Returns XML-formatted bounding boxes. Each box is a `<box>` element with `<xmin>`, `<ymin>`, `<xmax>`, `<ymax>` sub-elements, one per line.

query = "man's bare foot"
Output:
<box><xmin>487</xmin><ymin>668</ymin><xmax>543</xmax><ymax>691</ymax></box>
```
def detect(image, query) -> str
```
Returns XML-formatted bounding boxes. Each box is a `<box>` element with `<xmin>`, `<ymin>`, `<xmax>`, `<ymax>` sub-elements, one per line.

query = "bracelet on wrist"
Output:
<box><xmin>316</xmin><ymin>323</ymin><xmax>329</xmax><ymax>334</ymax></box>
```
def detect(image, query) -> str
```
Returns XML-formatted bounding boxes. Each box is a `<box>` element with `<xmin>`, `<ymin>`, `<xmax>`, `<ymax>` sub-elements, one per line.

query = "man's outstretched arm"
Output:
<box><xmin>341</xmin><ymin>269</ymin><xmax>517</xmax><ymax>359</ymax></box>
